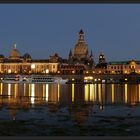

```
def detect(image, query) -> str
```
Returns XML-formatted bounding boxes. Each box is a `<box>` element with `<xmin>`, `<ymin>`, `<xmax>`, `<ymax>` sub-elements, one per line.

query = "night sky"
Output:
<box><xmin>0</xmin><ymin>4</ymin><xmax>140</xmax><ymax>63</ymax></box>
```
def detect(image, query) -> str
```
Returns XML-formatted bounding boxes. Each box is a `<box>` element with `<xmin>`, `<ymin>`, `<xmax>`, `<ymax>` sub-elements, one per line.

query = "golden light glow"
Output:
<box><xmin>125</xmin><ymin>78</ymin><xmax>128</xmax><ymax>81</ymax></box>
<box><xmin>93</xmin><ymin>71</ymin><xmax>95</xmax><ymax>73</ymax></box>
<box><xmin>94</xmin><ymin>83</ymin><xmax>97</xmax><ymax>100</ymax></box>
<box><xmin>125</xmin><ymin>71</ymin><xmax>128</xmax><ymax>74</ymax></box>
<box><xmin>8</xmin><ymin>69</ymin><xmax>11</xmax><ymax>73</ymax></box>
<box><xmin>112</xmin><ymin>71</ymin><xmax>115</xmax><ymax>74</ymax></box>
<box><xmin>99</xmin><ymin>71</ymin><xmax>101</xmax><ymax>73</ymax></box>
<box><xmin>46</xmin><ymin>84</ymin><xmax>49</xmax><ymax>102</ymax></box>
<box><xmin>84</xmin><ymin>76</ymin><xmax>93</xmax><ymax>80</ymax></box>
<box><xmin>24</xmin><ymin>83</ymin><xmax>26</xmax><ymax>96</ymax></box>
<box><xmin>31</xmin><ymin>64</ymin><xmax>35</xmax><ymax>69</ymax></box>
<box><xmin>125</xmin><ymin>84</ymin><xmax>128</xmax><ymax>103</ymax></box>
<box><xmin>111</xmin><ymin>84</ymin><xmax>115</xmax><ymax>103</ymax></box>
<box><xmin>8</xmin><ymin>83</ymin><xmax>11</xmax><ymax>97</ymax></box>
<box><xmin>86</xmin><ymin>71</ymin><xmax>89</xmax><ymax>74</ymax></box>
<box><xmin>85</xmin><ymin>84</ymin><xmax>89</xmax><ymax>102</ymax></box>
<box><xmin>98</xmin><ymin>84</ymin><xmax>101</xmax><ymax>103</ymax></box>
<box><xmin>0</xmin><ymin>83</ymin><xmax>3</xmax><ymax>95</ymax></box>
<box><xmin>90</xmin><ymin>84</ymin><xmax>95</xmax><ymax>101</ymax></box>
<box><xmin>43</xmin><ymin>84</ymin><xmax>45</xmax><ymax>98</ymax></box>
<box><xmin>72</xmin><ymin>83</ymin><xmax>74</xmax><ymax>102</ymax></box>
<box><xmin>58</xmin><ymin>83</ymin><xmax>60</xmax><ymax>102</ymax></box>
<box><xmin>46</xmin><ymin>69</ymin><xmax>49</xmax><ymax>74</ymax></box>
<box><xmin>139</xmin><ymin>84</ymin><xmax>140</xmax><ymax>102</ymax></box>
<box><xmin>31</xmin><ymin>84</ymin><xmax>35</xmax><ymax>104</ymax></box>
<box><xmin>14</xmin><ymin>84</ymin><xmax>18</xmax><ymax>97</ymax></box>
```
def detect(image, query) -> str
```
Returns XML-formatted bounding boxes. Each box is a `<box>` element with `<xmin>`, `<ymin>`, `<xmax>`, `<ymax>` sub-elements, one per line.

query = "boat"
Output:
<box><xmin>27</xmin><ymin>75</ymin><xmax>55</xmax><ymax>83</ymax></box>
<box><xmin>1</xmin><ymin>75</ymin><xmax>25</xmax><ymax>83</ymax></box>
<box><xmin>1</xmin><ymin>74</ymin><xmax>68</xmax><ymax>84</ymax></box>
<box><xmin>28</xmin><ymin>75</ymin><xmax>68</xmax><ymax>84</ymax></box>
<box><xmin>54</xmin><ymin>77</ymin><xmax>68</xmax><ymax>84</ymax></box>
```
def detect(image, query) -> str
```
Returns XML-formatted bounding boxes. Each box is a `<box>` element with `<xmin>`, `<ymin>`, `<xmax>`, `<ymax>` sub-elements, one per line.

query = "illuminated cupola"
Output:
<box><xmin>9</xmin><ymin>43</ymin><xmax>21</xmax><ymax>59</ymax></box>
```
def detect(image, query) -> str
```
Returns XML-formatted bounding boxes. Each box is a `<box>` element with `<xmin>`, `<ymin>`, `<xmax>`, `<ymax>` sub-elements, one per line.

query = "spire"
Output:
<box><xmin>69</xmin><ymin>49</ymin><xmax>72</xmax><ymax>57</ymax></box>
<box><xmin>13</xmin><ymin>42</ymin><xmax>16</xmax><ymax>49</ymax></box>
<box><xmin>90</xmin><ymin>50</ymin><xmax>93</xmax><ymax>57</ymax></box>
<box><xmin>78</xmin><ymin>29</ymin><xmax>85</xmax><ymax>42</ymax></box>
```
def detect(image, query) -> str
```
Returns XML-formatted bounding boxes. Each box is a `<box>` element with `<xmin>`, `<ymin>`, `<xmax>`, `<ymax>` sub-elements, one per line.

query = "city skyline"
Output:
<box><xmin>0</xmin><ymin>4</ymin><xmax>140</xmax><ymax>62</ymax></box>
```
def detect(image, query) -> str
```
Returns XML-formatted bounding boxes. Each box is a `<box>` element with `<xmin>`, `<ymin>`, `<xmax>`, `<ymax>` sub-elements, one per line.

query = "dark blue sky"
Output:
<box><xmin>0</xmin><ymin>4</ymin><xmax>140</xmax><ymax>62</ymax></box>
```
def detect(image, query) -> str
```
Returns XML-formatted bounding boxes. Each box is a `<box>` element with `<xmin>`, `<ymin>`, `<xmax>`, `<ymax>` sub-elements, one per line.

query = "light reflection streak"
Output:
<box><xmin>98</xmin><ymin>84</ymin><xmax>101</xmax><ymax>103</ymax></box>
<box><xmin>94</xmin><ymin>84</ymin><xmax>97</xmax><ymax>101</ymax></box>
<box><xmin>23</xmin><ymin>83</ymin><xmax>26</xmax><ymax>96</ymax></box>
<box><xmin>46</xmin><ymin>84</ymin><xmax>48</xmax><ymax>102</ymax></box>
<box><xmin>85</xmin><ymin>84</ymin><xmax>89</xmax><ymax>101</ymax></box>
<box><xmin>111</xmin><ymin>84</ymin><xmax>115</xmax><ymax>103</ymax></box>
<box><xmin>58</xmin><ymin>83</ymin><xmax>60</xmax><ymax>102</ymax></box>
<box><xmin>90</xmin><ymin>84</ymin><xmax>94</xmax><ymax>101</ymax></box>
<box><xmin>125</xmin><ymin>84</ymin><xmax>128</xmax><ymax>103</ymax></box>
<box><xmin>139</xmin><ymin>84</ymin><xmax>140</xmax><ymax>102</ymax></box>
<box><xmin>14</xmin><ymin>84</ymin><xmax>18</xmax><ymax>97</ymax></box>
<box><xmin>43</xmin><ymin>84</ymin><xmax>45</xmax><ymax>98</ymax></box>
<box><xmin>8</xmin><ymin>84</ymin><xmax>11</xmax><ymax>98</ymax></box>
<box><xmin>31</xmin><ymin>84</ymin><xmax>35</xmax><ymax>104</ymax></box>
<box><xmin>0</xmin><ymin>83</ymin><xmax>3</xmax><ymax>95</ymax></box>
<box><xmin>72</xmin><ymin>83</ymin><xmax>74</xmax><ymax>102</ymax></box>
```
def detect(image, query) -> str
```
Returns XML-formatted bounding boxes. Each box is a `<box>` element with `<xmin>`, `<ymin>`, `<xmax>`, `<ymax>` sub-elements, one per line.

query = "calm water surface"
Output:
<box><xmin>0</xmin><ymin>83</ymin><xmax>140</xmax><ymax>135</ymax></box>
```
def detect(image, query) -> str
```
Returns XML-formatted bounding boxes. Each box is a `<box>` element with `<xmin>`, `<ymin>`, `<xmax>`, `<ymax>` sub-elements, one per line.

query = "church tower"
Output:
<box><xmin>68</xmin><ymin>29</ymin><xmax>95</xmax><ymax>69</ymax></box>
<box><xmin>98</xmin><ymin>52</ymin><xmax>106</xmax><ymax>64</ymax></box>
<box><xmin>73</xmin><ymin>29</ymin><xmax>89</xmax><ymax>60</ymax></box>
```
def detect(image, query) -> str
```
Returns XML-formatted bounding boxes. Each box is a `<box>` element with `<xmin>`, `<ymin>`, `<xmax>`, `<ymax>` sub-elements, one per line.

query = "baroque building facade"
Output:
<box><xmin>68</xmin><ymin>29</ymin><xmax>95</xmax><ymax>69</ymax></box>
<box><xmin>0</xmin><ymin>43</ymin><xmax>59</xmax><ymax>74</ymax></box>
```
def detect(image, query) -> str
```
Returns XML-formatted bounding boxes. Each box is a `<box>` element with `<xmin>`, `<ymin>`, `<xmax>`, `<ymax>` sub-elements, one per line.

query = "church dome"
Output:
<box><xmin>0</xmin><ymin>54</ymin><xmax>4</xmax><ymax>59</ymax></box>
<box><xmin>73</xmin><ymin>29</ymin><xmax>89</xmax><ymax>58</ymax></box>
<box><xmin>23</xmin><ymin>53</ymin><xmax>32</xmax><ymax>59</ymax></box>
<box><xmin>9</xmin><ymin>43</ymin><xmax>21</xmax><ymax>59</ymax></box>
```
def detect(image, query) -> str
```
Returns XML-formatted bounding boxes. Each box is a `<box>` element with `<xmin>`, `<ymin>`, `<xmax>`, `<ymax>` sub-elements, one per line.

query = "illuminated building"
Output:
<box><xmin>95</xmin><ymin>52</ymin><xmax>107</xmax><ymax>74</ymax></box>
<box><xmin>68</xmin><ymin>29</ymin><xmax>95</xmax><ymax>69</ymax></box>
<box><xmin>0</xmin><ymin>43</ymin><xmax>59</xmax><ymax>74</ymax></box>
<box><xmin>107</xmin><ymin>60</ymin><xmax>140</xmax><ymax>74</ymax></box>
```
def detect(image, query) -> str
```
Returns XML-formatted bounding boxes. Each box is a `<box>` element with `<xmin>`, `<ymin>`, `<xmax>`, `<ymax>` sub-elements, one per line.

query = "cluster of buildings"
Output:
<box><xmin>0</xmin><ymin>29</ymin><xmax>140</xmax><ymax>75</ymax></box>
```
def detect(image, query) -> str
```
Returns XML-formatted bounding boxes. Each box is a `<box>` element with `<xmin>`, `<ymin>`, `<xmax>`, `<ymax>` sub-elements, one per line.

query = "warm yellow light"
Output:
<box><xmin>112</xmin><ymin>71</ymin><xmax>115</xmax><ymax>74</ymax></box>
<box><xmin>31</xmin><ymin>84</ymin><xmax>35</xmax><ymax>104</ymax></box>
<box><xmin>125</xmin><ymin>84</ymin><xmax>128</xmax><ymax>103</ymax></box>
<box><xmin>31</xmin><ymin>64</ymin><xmax>35</xmax><ymax>69</ymax></box>
<box><xmin>85</xmin><ymin>84</ymin><xmax>89</xmax><ymax>102</ymax></box>
<box><xmin>93</xmin><ymin>71</ymin><xmax>95</xmax><ymax>73</ymax></box>
<box><xmin>111</xmin><ymin>84</ymin><xmax>114</xmax><ymax>103</ymax></box>
<box><xmin>8</xmin><ymin>69</ymin><xmax>11</xmax><ymax>73</ymax></box>
<box><xmin>46</xmin><ymin>69</ymin><xmax>49</xmax><ymax>74</ymax></box>
<box><xmin>99</xmin><ymin>71</ymin><xmax>101</xmax><ymax>73</ymax></box>
<box><xmin>72</xmin><ymin>83</ymin><xmax>74</xmax><ymax>102</ymax></box>
<box><xmin>125</xmin><ymin>78</ymin><xmax>128</xmax><ymax>81</ymax></box>
<box><xmin>125</xmin><ymin>71</ymin><xmax>128</xmax><ymax>74</ymax></box>
<box><xmin>86</xmin><ymin>71</ymin><xmax>89</xmax><ymax>74</ymax></box>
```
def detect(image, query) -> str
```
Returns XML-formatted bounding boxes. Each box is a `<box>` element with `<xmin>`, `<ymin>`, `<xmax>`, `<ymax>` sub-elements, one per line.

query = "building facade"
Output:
<box><xmin>68</xmin><ymin>29</ymin><xmax>95</xmax><ymax>69</ymax></box>
<box><xmin>0</xmin><ymin>43</ymin><xmax>59</xmax><ymax>74</ymax></box>
<box><xmin>107</xmin><ymin>60</ymin><xmax>140</xmax><ymax>74</ymax></box>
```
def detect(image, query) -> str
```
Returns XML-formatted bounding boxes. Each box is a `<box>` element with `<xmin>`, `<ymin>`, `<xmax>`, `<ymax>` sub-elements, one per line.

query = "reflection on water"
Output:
<box><xmin>3</xmin><ymin>82</ymin><xmax>140</xmax><ymax>106</ymax></box>
<box><xmin>1</xmin><ymin>82</ymin><xmax>140</xmax><ymax>120</ymax></box>
<box><xmin>2</xmin><ymin>82</ymin><xmax>140</xmax><ymax>106</ymax></box>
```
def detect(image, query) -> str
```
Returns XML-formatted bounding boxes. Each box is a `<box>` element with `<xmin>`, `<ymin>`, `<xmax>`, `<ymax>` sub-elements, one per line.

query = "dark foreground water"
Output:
<box><xmin>0</xmin><ymin>83</ymin><xmax>140</xmax><ymax>136</ymax></box>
